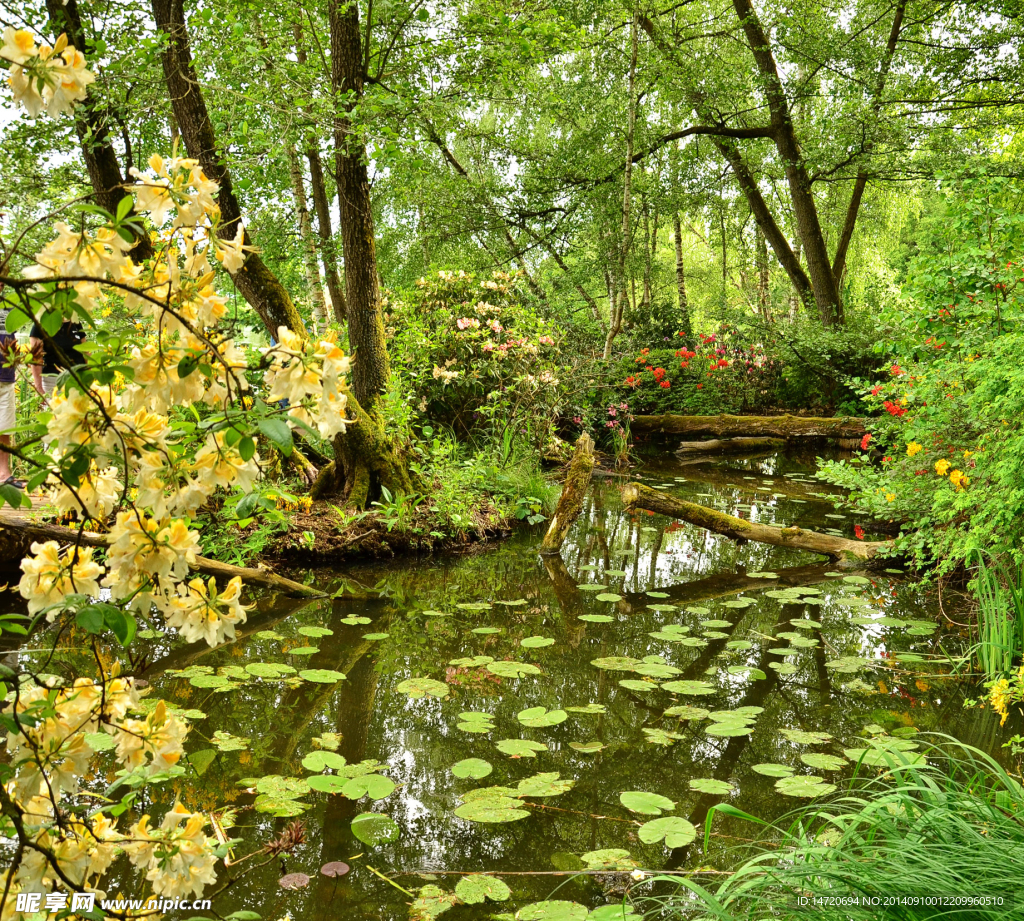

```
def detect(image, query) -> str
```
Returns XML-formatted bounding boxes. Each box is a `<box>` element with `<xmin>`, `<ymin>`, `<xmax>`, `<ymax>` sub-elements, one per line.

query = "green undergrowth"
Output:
<box><xmin>640</xmin><ymin>737</ymin><xmax>1024</xmax><ymax>921</ymax></box>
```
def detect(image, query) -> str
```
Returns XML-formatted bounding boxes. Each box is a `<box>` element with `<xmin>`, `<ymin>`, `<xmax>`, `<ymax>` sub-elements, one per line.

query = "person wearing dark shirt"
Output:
<box><xmin>30</xmin><ymin>320</ymin><xmax>86</xmax><ymax>396</ymax></box>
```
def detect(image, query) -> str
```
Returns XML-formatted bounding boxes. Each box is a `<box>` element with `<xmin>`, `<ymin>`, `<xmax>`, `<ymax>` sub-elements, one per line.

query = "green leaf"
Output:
<box><xmin>189</xmin><ymin>749</ymin><xmax>217</xmax><ymax>775</ymax></box>
<box><xmin>455</xmin><ymin>875</ymin><xmax>511</xmax><ymax>904</ymax></box>
<box><xmin>619</xmin><ymin>791</ymin><xmax>674</xmax><ymax>815</ymax></box>
<box><xmin>302</xmin><ymin>751</ymin><xmax>347</xmax><ymax>772</ymax></box>
<box><xmin>451</xmin><ymin>758</ymin><xmax>492</xmax><ymax>779</ymax></box>
<box><xmin>238</xmin><ymin>436</ymin><xmax>256</xmax><ymax>461</ymax></box>
<box><xmin>516</xmin><ymin>901</ymin><xmax>588</xmax><ymax>921</ymax></box>
<box><xmin>104</xmin><ymin>608</ymin><xmax>137</xmax><ymax>646</ymax></box>
<box><xmin>396</xmin><ymin>677</ymin><xmax>449</xmax><ymax>698</ymax></box>
<box><xmin>342</xmin><ymin>773</ymin><xmax>395</xmax><ymax>800</ymax></box>
<box><xmin>350</xmin><ymin>812</ymin><xmax>400</xmax><ymax>845</ymax></box>
<box><xmin>495</xmin><ymin>738</ymin><xmax>548</xmax><ymax>758</ymax></box>
<box><xmin>637</xmin><ymin>815</ymin><xmax>697</xmax><ymax>848</ymax></box>
<box><xmin>298</xmin><ymin>669</ymin><xmax>347</xmax><ymax>684</ymax></box>
<box><xmin>75</xmin><ymin>605</ymin><xmax>107</xmax><ymax>634</ymax></box>
<box><xmin>259</xmin><ymin>417</ymin><xmax>293</xmax><ymax>455</ymax></box>
<box><xmin>517</xmin><ymin>706</ymin><xmax>567</xmax><ymax>727</ymax></box>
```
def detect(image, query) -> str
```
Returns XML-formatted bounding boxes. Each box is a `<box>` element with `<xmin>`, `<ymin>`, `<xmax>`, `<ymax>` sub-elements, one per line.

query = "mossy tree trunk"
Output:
<box><xmin>630</xmin><ymin>413</ymin><xmax>865</xmax><ymax>440</ymax></box>
<box><xmin>312</xmin><ymin>0</ymin><xmax>412</xmax><ymax>507</ymax></box>
<box><xmin>622</xmin><ymin>482</ymin><xmax>889</xmax><ymax>563</ymax></box>
<box><xmin>541</xmin><ymin>433</ymin><xmax>595</xmax><ymax>555</ymax></box>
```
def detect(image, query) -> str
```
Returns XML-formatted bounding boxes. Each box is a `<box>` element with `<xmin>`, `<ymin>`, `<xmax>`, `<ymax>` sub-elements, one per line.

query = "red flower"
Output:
<box><xmin>696</xmin><ymin>383</ymin><xmax>703</xmax><ymax>389</ymax></box>
<box><xmin>883</xmin><ymin>400</ymin><xmax>907</xmax><ymax>418</ymax></box>
<box><xmin>659</xmin><ymin>380</ymin><xmax>671</xmax><ymax>389</ymax></box>
<box><xmin>717</xmin><ymin>358</ymin><xmax>729</xmax><ymax>368</ymax></box>
<box><xmin>854</xmin><ymin>525</ymin><xmax>865</xmax><ymax>540</ymax></box>
<box><xmin>871</xmin><ymin>385</ymin><xmax>882</xmax><ymax>396</ymax></box>
<box><xmin>860</xmin><ymin>434</ymin><xmax>872</xmax><ymax>450</ymax></box>
<box><xmin>883</xmin><ymin>456</ymin><xmax>892</xmax><ymax>463</ymax></box>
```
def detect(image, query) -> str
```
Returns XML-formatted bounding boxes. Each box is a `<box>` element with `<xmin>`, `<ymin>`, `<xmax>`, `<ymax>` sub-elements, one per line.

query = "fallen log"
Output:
<box><xmin>675</xmin><ymin>437</ymin><xmax>785</xmax><ymax>456</ymax></box>
<box><xmin>631</xmin><ymin>413</ymin><xmax>865</xmax><ymax>440</ymax></box>
<box><xmin>541</xmin><ymin>433</ymin><xmax>595</xmax><ymax>555</ymax></box>
<box><xmin>0</xmin><ymin>513</ymin><xmax>326</xmax><ymax>598</ymax></box>
<box><xmin>621</xmin><ymin>482</ymin><xmax>889</xmax><ymax>563</ymax></box>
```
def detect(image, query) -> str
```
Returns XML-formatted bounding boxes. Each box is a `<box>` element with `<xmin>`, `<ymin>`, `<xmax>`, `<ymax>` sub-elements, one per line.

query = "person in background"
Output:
<box><xmin>0</xmin><ymin>284</ymin><xmax>22</xmax><ymax>488</ymax></box>
<box><xmin>30</xmin><ymin>318</ymin><xmax>86</xmax><ymax>397</ymax></box>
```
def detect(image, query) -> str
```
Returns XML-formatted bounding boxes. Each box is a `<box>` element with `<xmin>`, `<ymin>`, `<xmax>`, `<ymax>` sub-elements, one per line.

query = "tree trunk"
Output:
<box><xmin>286</xmin><ymin>145</ymin><xmax>329</xmax><ymax>330</ymax></box>
<box><xmin>151</xmin><ymin>0</ymin><xmax>305</xmax><ymax>337</ymax></box>
<box><xmin>673</xmin><ymin>213</ymin><xmax>692</xmax><ymax>336</ymax></box>
<box><xmin>630</xmin><ymin>413</ymin><xmax>865</xmax><ymax>439</ymax></box>
<box><xmin>541</xmin><ymin>434</ymin><xmax>595</xmax><ymax>555</ymax></box>
<box><xmin>755</xmin><ymin>224</ymin><xmax>770</xmax><ymax>317</ymax></box>
<box><xmin>731</xmin><ymin>0</ymin><xmax>842</xmax><ymax>326</ymax></box>
<box><xmin>292</xmin><ymin>20</ymin><xmax>347</xmax><ymax>323</ymax></box>
<box><xmin>317</xmin><ymin>0</ymin><xmax>411</xmax><ymax>506</ymax></box>
<box><xmin>45</xmin><ymin>0</ymin><xmax>154</xmax><ymax>263</ymax></box>
<box><xmin>622</xmin><ymin>483</ymin><xmax>888</xmax><ymax>562</ymax></box>
<box><xmin>603</xmin><ymin>12</ymin><xmax>639</xmax><ymax>360</ymax></box>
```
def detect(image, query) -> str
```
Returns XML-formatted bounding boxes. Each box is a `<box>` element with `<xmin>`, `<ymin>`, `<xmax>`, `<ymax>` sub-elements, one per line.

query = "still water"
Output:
<box><xmin>52</xmin><ymin>450</ymin><xmax>1007</xmax><ymax>917</ymax></box>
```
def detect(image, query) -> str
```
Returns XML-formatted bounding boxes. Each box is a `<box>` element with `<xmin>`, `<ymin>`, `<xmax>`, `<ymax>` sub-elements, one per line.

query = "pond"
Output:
<box><xmin>15</xmin><ymin>449</ymin><xmax>1002</xmax><ymax>919</ymax></box>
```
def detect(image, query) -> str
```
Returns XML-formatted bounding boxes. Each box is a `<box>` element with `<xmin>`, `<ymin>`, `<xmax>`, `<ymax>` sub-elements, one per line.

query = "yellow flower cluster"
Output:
<box><xmin>275</xmin><ymin>495</ymin><xmax>313</xmax><ymax>512</ymax></box>
<box><xmin>1</xmin><ymin>28</ymin><xmax>94</xmax><ymax>118</ymax></box>
<box><xmin>906</xmin><ymin>442</ymin><xmax>923</xmax><ymax>457</ymax></box>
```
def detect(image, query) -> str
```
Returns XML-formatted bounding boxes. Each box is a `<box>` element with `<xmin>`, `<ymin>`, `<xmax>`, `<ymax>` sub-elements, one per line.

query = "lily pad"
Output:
<box><xmin>455</xmin><ymin>875</ymin><xmax>511</xmax><ymax>904</ymax></box>
<box><xmin>566</xmin><ymin>703</ymin><xmax>606</xmax><ymax>714</ymax></box>
<box><xmin>351</xmin><ymin>812</ymin><xmax>400</xmax><ymax>845</ymax></box>
<box><xmin>579</xmin><ymin>614</ymin><xmax>615</xmax><ymax>623</ymax></box>
<box><xmin>521</xmin><ymin>636</ymin><xmax>555</xmax><ymax>648</ymax></box>
<box><xmin>843</xmin><ymin>575</ymin><xmax>871</xmax><ymax>585</ymax></box>
<box><xmin>411</xmin><ymin>884</ymin><xmax>457</xmax><ymax>918</ymax></box>
<box><xmin>775</xmin><ymin>775</ymin><xmax>836</xmax><ymax>798</ymax></box>
<box><xmin>363</xmin><ymin>632</ymin><xmax>390</xmax><ymax>640</ymax></box>
<box><xmin>517</xmin><ymin>706</ymin><xmax>567</xmax><ymax>727</ymax></box>
<box><xmin>637</xmin><ymin>815</ymin><xmax>697</xmax><ymax>848</ymax></box>
<box><xmin>496</xmin><ymin>599</ymin><xmax>528</xmax><ymax>607</ymax></box>
<box><xmin>516</xmin><ymin>902</ymin><xmax>588</xmax><ymax>921</ymax></box>
<box><xmin>664</xmin><ymin>705</ymin><xmax>710</xmax><ymax>720</ymax></box>
<box><xmin>604</xmin><ymin>569</ymin><xmax>627</xmax><ymax>577</ymax></box>
<box><xmin>596</xmin><ymin>593</ymin><xmax>623</xmax><ymax>603</ymax></box>
<box><xmin>457</xmin><ymin>712</ymin><xmax>496</xmax><ymax>733</ymax></box>
<box><xmin>642</xmin><ymin>727</ymin><xmax>684</xmax><ymax>746</ymax></box>
<box><xmin>342</xmin><ymin>774</ymin><xmax>395</xmax><ymax>800</ymax></box>
<box><xmin>689</xmin><ymin>778</ymin><xmax>734</xmax><ymax>794</ymax></box>
<box><xmin>302</xmin><ymin>751</ymin><xmax>347</xmax><ymax>772</ymax></box>
<box><xmin>800</xmin><ymin>753</ymin><xmax>847</xmax><ymax>771</ymax></box>
<box><xmin>299</xmin><ymin>626</ymin><xmax>334</xmax><ymax>637</ymax></box>
<box><xmin>472</xmin><ymin>626</ymin><xmax>502</xmax><ymax>635</ymax></box>
<box><xmin>646</xmin><ymin>604</ymin><xmax>676</xmax><ymax>612</ymax></box>
<box><xmin>298</xmin><ymin>669</ymin><xmax>347</xmax><ymax>684</ymax></box>
<box><xmin>706</xmin><ymin>723</ymin><xmax>753</xmax><ymax>737</ymax></box>
<box><xmin>591</xmin><ymin>656</ymin><xmax>641</xmax><ymax>671</ymax></box>
<box><xmin>517</xmin><ymin>772</ymin><xmax>575</xmax><ymax>797</ymax></box>
<box><xmin>619</xmin><ymin>679</ymin><xmax>659</xmax><ymax>691</ymax></box>
<box><xmin>307</xmin><ymin>774</ymin><xmax>348</xmax><ymax>794</ymax></box>
<box><xmin>752</xmin><ymin>763</ymin><xmax>795</xmax><ymax>777</ymax></box>
<box><xmin>287</xmin><ymin>646</ymin><xmax>320</xmax><ymax>656</ymax></box>
<box><xmin>396</xmin><ymin>677</ymin><xmax>450</xmax><ymax>699</ymax></box>
<box><xmin>581</xmin><ymin>849</ymin><xmax>636</xmax><ymax>871</ymax></box>
<box><xmin>495</xmin><ymin>738</ymin><xmax>548</xmax><ymax>758</ymax></box>
<box><xmin>577</xmin><ymin>584</ymin><xmax>609</xmax><ymax>591</ymax></box>
<box><xmin>568</xmin><ymin>741</ymin><xmax>605</xmax><ymax>753</ymax></box>
<box><xmin>646</xmin><ymin>591</ymin><xmax>670</xmax><ymax>599</ymax></box>
<box><xmin>455</xmin><ymin>797</ymin><xmax>530</xmax><ymax>823</ymax></box>
<box><xmin>452</xmin><ymin>758</ymin><xmax>493</xmax><ymax>779</ymax></box>
<box><xmin>487</xmin><ymin>661</ymin><xmax>543</xmax><ymax>678</ymax></box>
<box><xmin>781</xmin><ymin>729</ymin><xmax>833</xmax><ymax>745</ymax></box>
<box><xmin>662</xmin><ymin>680</ymin><xmax>716</xmax><ymax>695</ymax></box>
<box><xmin>619</xmin><ymin>790</ymin><xmax>675</xmax><ymax>815</ymax></box>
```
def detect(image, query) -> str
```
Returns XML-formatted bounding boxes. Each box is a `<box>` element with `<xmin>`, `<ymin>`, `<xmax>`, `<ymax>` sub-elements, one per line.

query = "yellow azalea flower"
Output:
<box><xmin>907</xmin><ymin>442</ymin><xmax>923</xmax><ymax>457</ymax></box>
<box><xmin>935</xmin><ymin>459</ymin><xmax>951</xmax><ymax>476</ymax></box>
<box><xmin>949</xmin><ymin>469</ymin><xmax>968</xmax><ymax>489</ymax></box>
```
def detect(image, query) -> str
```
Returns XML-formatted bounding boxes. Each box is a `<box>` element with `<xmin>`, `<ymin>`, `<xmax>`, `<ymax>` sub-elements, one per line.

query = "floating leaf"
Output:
<box><xmin>619</xmin><ymin>679</ymin><xmax>658</xmax><ymax>692</ymax></box>
<box><xmin>302</xmin><ymin>751</ymin><xmax>347</xmax><ymax>772</ymax></box>
<box><xmin>568</xmin><ymin>741</ymin><xmax>605</xmax><ymax>753</ymax></box>
<box><xmin>775</xmin><ymin>775</ymin><xmax>836</xmax><ymax>798</ymax></box>
<box><xmin>579</xmin><ymin>614</ymin><xmax>615</xmax><ymax>623</ymax></box>
<box><xmin>595</xmin><ymin>593</ymin><xmax>623</xmax><ymax>603</ymax></box>
<box><xmin>843</xmin><ymin>575</ymin><xmax>871</xmax><ymax>585</ymax></box>
<box><xmin>825</xmin><ymin>656</ymin><xmax>873</xmax><ymax>673</ymax></box>
<box><xmin>320</xmin><ymin>861</ymin><xmax>350</xmax><ymax>877</ymax></box>
<box><xmin>722</xmin><ymin>599</ymin><xmax>753</xmax><ymax>609</ymax></box>
<box><xmin>517</xmin><ymin>706</ymin><xmax>567</xmax><ymax>727</ymax></box>
<box><xmin>307</xmin><ymin>774</ymin><xmax>348</xmax><ymax>794</ymax></box>
<box><xmin>520</xmin><ymin>636</ymin><xmax>555</xmax><ymax>648</ymax></box>
<box><xmin>701</xmin><ymin>619</ymin><xmax>733</xmax><ymax>629</ymax></box>
<box><xmin>727</xmin><ymin>666</ymin><xmax>767</xmax><ymax>680</ymax></box>
<box><xmin>422</xmin><ymin>610</ymin><xmax>449</xmax><ymax>617</ymax></box>
<box><xmin>646</xmin><ymin>603</ymin><xmax>676</xmax><ymax>612</ymax></box>
<box><xmin>341</xmin><ymin>616</ymin><xmax>372</xmax><ymax>625</ymax></box>
<box><xmin>800</xmin><ymin>753</ymin><xmax>847</xmax><ymax>771</ymax></box>
<box><xmin>457</xmin><ymin>601</ymin><xmax>492</xmax><ymax>611</ymax></box>
<box><xmin>646</xmin><ymin>592</ymin><xmax>670</xmax><ymax>599</ymax></box>
<box><xmin>487</xmin><ymin>661</ymin><xmax>543</xmax><ymax>678</ymax></box>
<box><xmin>517</xmin><ymin>772</ymin><xmax>575</xmax><ymax>797</ymax></box>
<box><xmin>689</xmin><ymin>778</ymin><xmax>734</xmax><ymax>795</ymax></box>
<box><xmin>664</xmin><ymin>705</ymin><xmax>710</xmax><ymax>720</ymax></box>
<box><xmin>686</xmin><ymin>606</ymin><xmax>710</xmax><ymax>615</ymax></box>
<box><xmin>619</xmin><ymin>791</ymin><xmax>675</xmax><ymax>815</ymax></box>
<box><xmin>577</xmin><ymin>584</ymin><xmax>609</xmax><ymax>591</ymax></box>
<box><xmin>472</xmin><ymin>626</ymin><xmax>502</xmax><ymax>635</ymax></box>
<box><xmin>313</xmin><ymin>732</ymin><xmax>342</xmax><ymax>751</ymax></box>
<box><xmin>455</xmin><ymin>875</ymin><xmax>511</xmax><ymax>904</ymax></box>
<box><xmin>566</xmin><ymin>703</ymin><xmax>606</xmax><ymax>714</ymax></box>
<box><xmin>350</xmin><ymin>812</ymin><xmax>400</xmax><ymax>845</ymax></box>
<box><xmin>452</xmin><ymin>758</ymin><xmax>493</xmax><ymax>779</ymax></box>
<box><xmin>752</xmin><ymin>763</ymin><xmax>794</xmax><ymax>778</ymax></box>
<box><xmin>516</xmin><ymin>901</ymin><xmax>588</xmax><ymax>921</ymax></box>
<box><xmin>706</xmin><ymin>723</ymin><xmax>753</xmax><ymax>737</ymax></box>
<box><xmin>604</xmin><ymin>569</ymin><xmax>627</xmax><ymax>577</ymax></box>
<box><xmin>279</xmin><ymin>872</ymin><xmax>310</xmax><ymax>890</ymax></box>
<box><xmin>363</xmin><ymin>632</ymin><xmax>390</xmax><ymax>640</ymax></box>
<box><xmin>591</xmin><ymin>657</ymin><xmax>640</xmax><ymax>671</ymax></box>
<box><xmin>581</xmin><ymin>849</ymin><xmax>636</xmax><ymax>870</ymax></box>
<box><xmin>457</xmin><ymin>711</ymin><xmax>496</xmax><ymax>733</ymax></box>
<box><xmin>633</xmin><ymin>662</ymin><xmax>681</xmax><ymax>679</ymax></box>
<box><xmin>245</xmin><ymin>662</ymin><xmax>296</xmax><ymax>679</ymax></box>
<box><xmin>411</xmin><ymin>884</ymin><xmax>457</xmax><ymax>919</ymax></box>
<box><xmin>396</xmin><ymin>677</ymin><xmax>449</xmax><ymax>699</ymax></box>
<box><xmin>299</xmin><ymin>669</ymin><xmax>347</xmax><ymax>684</ymax></box>
<box><xmin>781</xmin><ymin>729</ymin><xmax>833</xmax><ymax>745</ymax></box>
<box><xmin>642</xmin><ymin>727</ymin><xmax>684</xmax><ymax>746</ymax></box>
<box><xmin>770</xmin><ymin>662</ymin><xmax>799</xmax><ymax>675</ymax></box>
<box><xmin>747</xmin><ymin>571</ymin><xmax>778</xmax><ymax>579</ymax></box>
<box><xmin>638</xmin><ymin>816</ymin><xmax>696</xmax><ymax>848</ymax></box>
<box><xmin>288</xmin><ymin>646</ymin><xmax>320</xmax><ymax>656</ymax></box>
<box><xmin>212</xmin><ymin>730</ymin><xmax>250</xmax><ymax>752</ymax></box>
<box><xmin>496</xmin><ymin>598</ymin><xmax>528</xmax><ymax>606</ymax></box>
<box><xmin>450</xmin><ymin>655</ymin><xmax>495</xmax><ymax>668</ymax></box>
<box><xmin>255</xmin><ymin>795</ymin><xmax>308</xmax><ymax>817</ymax></box>
<box><xmin>299</xmin><ymin>626</ymin><xmax>334</xmax><ymax>637</ymax></box>
<box><xmin>189</xmin><ymin>674</ymin><xmax>235</xmax><ymax>689</ymax></box>
<box><xmin>661</xmin><ymin>680</ymin><xmax>716</xmax><ymax>695</ymax></box>
<box><xmin>495</xmin><ymin>739</ymin><xmax>548</xmax><ymax>758</ymax></box>
<box><xmin>455</xmin><ymin>796</ymin><xmax>530</xmax><ymax>823</ymax></box>
<box><xmin>342</xmin><ymin>774</ymin><xmax>395</xmax><ymax>800</ymax></box>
